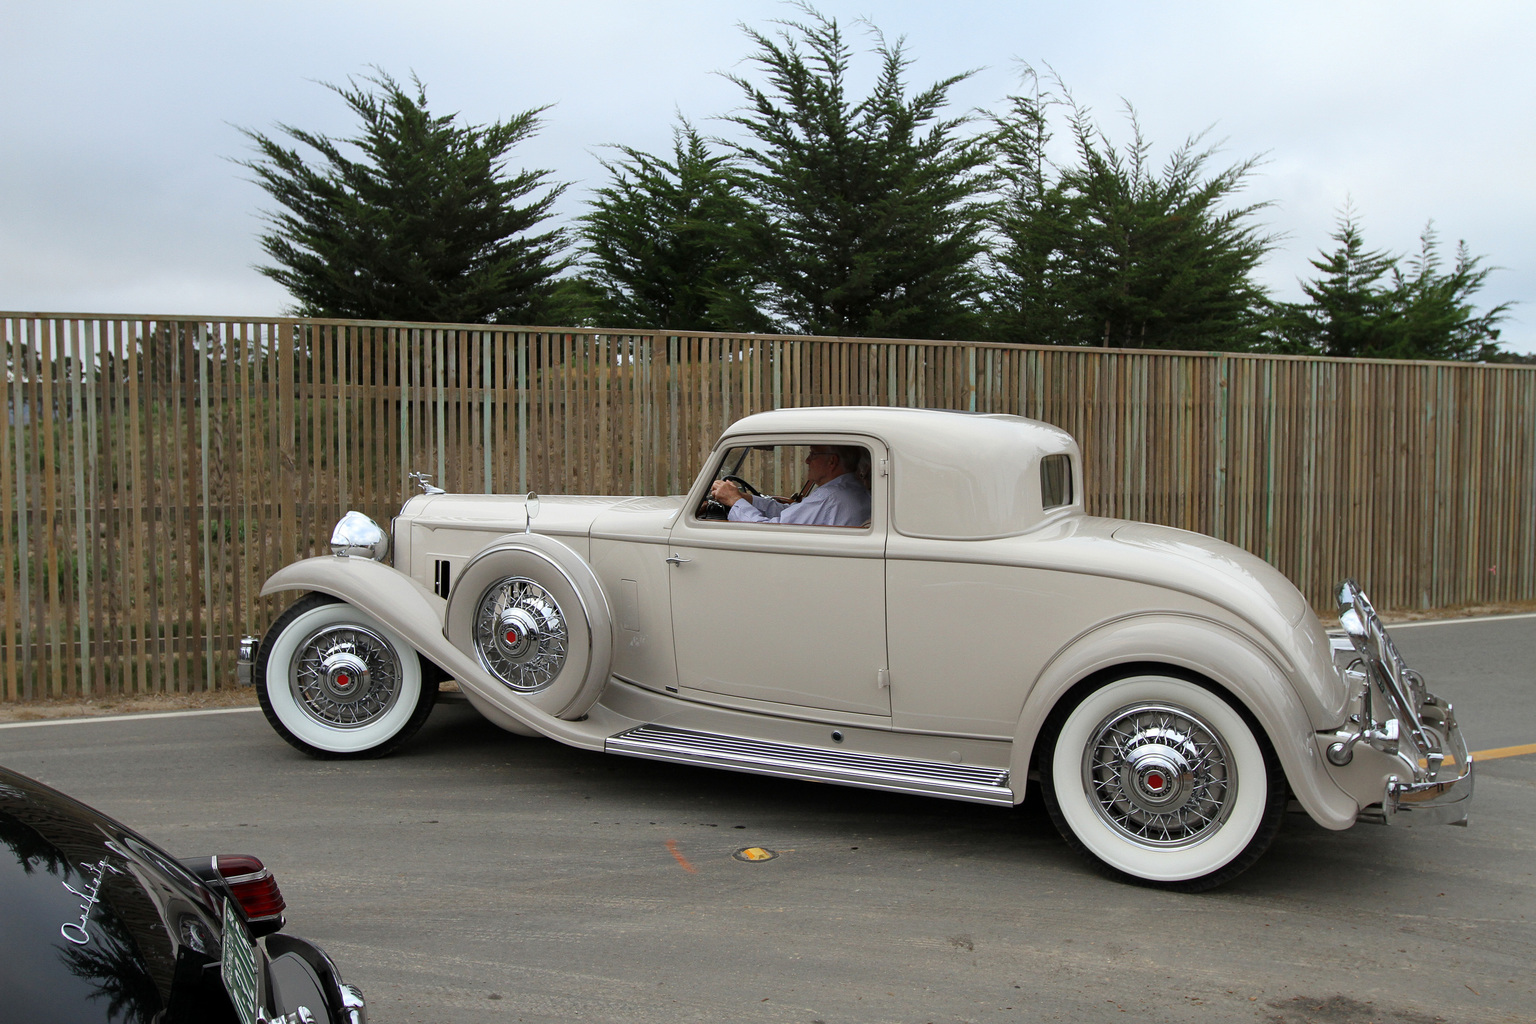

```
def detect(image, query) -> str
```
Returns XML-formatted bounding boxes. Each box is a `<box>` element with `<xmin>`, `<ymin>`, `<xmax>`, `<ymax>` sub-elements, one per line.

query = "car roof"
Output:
<box><xmin>720</xmin><ymin>407</ymin><xmax>1081</xmax><ymax>539</ymax></box>
<box><xmin>722</xmin><ymin>406</ymin><xmax>1076</xmax><ymax>457</ymax></box>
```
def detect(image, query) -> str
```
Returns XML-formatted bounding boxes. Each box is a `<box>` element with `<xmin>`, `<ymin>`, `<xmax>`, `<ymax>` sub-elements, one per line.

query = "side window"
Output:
<box><xmin>696</xmin><ymin>443</ymin><xmax>871</xmax><ymax>527</ymax></box>
<box><xmin>1041</xmin><ymin>453</ymin><xmax>1073</xmax><ymax>510</ymax></box>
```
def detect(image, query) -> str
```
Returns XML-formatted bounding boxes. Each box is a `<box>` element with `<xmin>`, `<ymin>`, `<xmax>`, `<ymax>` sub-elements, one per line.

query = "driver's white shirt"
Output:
<box><xmin>728</xmin><ymin>472</ymin><xmax>871</xmax><ymax>526</ymax></box>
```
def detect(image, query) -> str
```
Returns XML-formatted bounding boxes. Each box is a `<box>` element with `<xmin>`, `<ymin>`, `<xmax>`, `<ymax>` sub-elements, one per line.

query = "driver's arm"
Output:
<box><xmin>727</xmin><ymin>494</ymin><xmax>789</xmax><ymax>522</ymax></box>
<box><xmin>712</xmin><ymin>479</ymin><xmax>785</xmax><ymax>517</ymax></box>
<box><xmin>710</xmin><ymin>478</ymin><xmax>748</xmax><ymax>507</ymax></box>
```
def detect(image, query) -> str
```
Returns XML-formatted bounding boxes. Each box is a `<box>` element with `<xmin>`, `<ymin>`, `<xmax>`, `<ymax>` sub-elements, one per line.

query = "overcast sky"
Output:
<box><xmin>3</xmin><ymin>1</ymin><xmax>1532</xmax><ymax>353</ymax></box>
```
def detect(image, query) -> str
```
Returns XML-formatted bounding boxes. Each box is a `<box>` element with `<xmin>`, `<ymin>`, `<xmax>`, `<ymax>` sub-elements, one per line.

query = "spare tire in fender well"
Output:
<box><xmin>443</xmin><ymin>533</ymin><xmax>614</xmax><ymax>720</ymax></box>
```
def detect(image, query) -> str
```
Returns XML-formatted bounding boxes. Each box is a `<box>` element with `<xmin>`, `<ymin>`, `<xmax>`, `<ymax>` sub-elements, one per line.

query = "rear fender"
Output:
<box><xmin>1008</xmin><ymin>613</ymin><xmax>1358</xmax><ymax>829</ymax></box>
<box><xmin>261</xmin><ymin>558</ymin><xmax>604</xmax><ymax>749</ymax></box>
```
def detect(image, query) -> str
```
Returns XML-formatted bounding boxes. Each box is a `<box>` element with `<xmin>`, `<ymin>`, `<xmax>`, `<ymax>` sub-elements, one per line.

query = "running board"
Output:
<box><xmin>605</xmin><ymin>724</ymin><xmax>1014</xmax><ymax>806</ymax></box>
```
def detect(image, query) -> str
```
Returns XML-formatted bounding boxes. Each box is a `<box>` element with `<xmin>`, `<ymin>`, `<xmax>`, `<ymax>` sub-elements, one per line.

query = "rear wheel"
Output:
<box><xmin>255</xmin><ymin>593</ymin><xmax>439</xmax><ymax>758</ymax></box>
<box><xmin>1039</xmin><ymin>674</ymin><xmax>1285</xmax><ymax>891</ymax></box>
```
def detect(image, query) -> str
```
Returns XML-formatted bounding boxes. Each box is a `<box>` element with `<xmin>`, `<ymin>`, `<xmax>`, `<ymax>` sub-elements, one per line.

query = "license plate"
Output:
<box><xmin>220</xmin><ymin>896</ymin><xmax>261</xmax><ymax>1024</ymax></box>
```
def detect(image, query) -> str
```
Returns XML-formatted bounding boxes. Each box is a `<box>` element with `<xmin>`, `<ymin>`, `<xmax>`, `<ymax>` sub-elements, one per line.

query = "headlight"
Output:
<box><xmin>330</xmin><ymin>510</ymin><xmax>390</xmax><ymax>561</ymax></box>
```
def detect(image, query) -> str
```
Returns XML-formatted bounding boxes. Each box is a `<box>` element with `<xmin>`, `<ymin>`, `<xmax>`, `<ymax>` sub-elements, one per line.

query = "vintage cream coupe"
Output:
<box><xmin>242</xmin><ymin>407</ymin><xmax>1472</xmax><ymax>889</ymax></box>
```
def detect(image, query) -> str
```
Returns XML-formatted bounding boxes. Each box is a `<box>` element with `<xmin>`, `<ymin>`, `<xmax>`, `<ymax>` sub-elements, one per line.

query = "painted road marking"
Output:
<box><xmin>665</xmin><ymin>839</ymin><xmax>698</xmax><ymax>874</ymax></box>
<box><xmin>1389</xmin><ymin>612</ymin><xmax>1536</xmax><ymax>628</ymax></box>
<box><xmin>0</xmin><ymin>707</ymin><xmax>261</xmax><ymax>730</ymax></box>
<box><xmin>1471</xmin><ymin>743</ymin><xmax>1536</xmax><ymax>762</ymax></box>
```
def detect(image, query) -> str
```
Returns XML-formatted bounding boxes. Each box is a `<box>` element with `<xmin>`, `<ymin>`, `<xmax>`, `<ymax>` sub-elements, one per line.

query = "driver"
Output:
<box><xmin>710</xmin><ymin>446</ymin><xmax>870</xmax><ymax>526</ymax></box>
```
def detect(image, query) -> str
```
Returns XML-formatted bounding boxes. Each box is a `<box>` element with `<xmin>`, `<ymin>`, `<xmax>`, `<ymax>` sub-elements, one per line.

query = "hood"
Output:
<box><xmin>398</xmin><ymin>492</ymin><xmax>659</xmax><ymax>539</ymax></box>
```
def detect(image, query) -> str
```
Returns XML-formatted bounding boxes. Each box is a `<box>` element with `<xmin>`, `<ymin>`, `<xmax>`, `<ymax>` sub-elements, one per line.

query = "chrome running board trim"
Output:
<box><xmin>606</xmin><ymin>724</ymin><xmax>1014</xmax><ymax>806</ymax></box>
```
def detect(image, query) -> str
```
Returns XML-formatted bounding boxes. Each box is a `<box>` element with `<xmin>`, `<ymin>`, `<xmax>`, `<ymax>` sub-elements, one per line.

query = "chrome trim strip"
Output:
<box><xmin>217</xmin><ymin>869</ymin><xmax>271</xmax><ymax>886</ymax></box>
<box><xmin>606</xmin><ymin>724</ymin><xmax>1014</xmax><ymax>806</ymax></box>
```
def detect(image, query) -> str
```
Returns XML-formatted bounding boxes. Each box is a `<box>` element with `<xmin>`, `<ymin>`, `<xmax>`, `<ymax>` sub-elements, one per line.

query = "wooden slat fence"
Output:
<box><xmin>3</xmin><ymin>313</ymin><xmax>1534</xmax><ymax>701</ymax></box>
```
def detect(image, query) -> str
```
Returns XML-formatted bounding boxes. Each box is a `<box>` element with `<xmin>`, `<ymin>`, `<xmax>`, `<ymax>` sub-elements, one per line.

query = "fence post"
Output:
<box><xmin>1213</xmin><ymin>351</ymin><xmax>1229</xmax><ymax>541</ymax></box>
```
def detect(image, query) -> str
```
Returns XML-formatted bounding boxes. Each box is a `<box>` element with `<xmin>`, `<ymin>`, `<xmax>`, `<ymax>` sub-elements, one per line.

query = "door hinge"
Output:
<box><xmin>877</xmin><ymin>667</ymin><xmax>890</xmax><ymax>689</ymax></box>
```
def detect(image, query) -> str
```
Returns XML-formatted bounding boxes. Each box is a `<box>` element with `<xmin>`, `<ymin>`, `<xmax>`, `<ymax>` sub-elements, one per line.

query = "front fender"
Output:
<box><xmin>1008</xmin><ymin>612</ymin><xmax>1359</xmax><ymax>830</ymax></box>
<box><xmin>261</xmin><ymin>557</ymin><xmax>607</xmax><ymax>750</ymax></box>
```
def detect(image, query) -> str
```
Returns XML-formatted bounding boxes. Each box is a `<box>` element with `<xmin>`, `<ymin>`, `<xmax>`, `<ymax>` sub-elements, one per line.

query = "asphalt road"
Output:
<box><xmin>2</xmin><ymin>614</ymin><xmax>1533</xmax><ymax>1024</ymax></box>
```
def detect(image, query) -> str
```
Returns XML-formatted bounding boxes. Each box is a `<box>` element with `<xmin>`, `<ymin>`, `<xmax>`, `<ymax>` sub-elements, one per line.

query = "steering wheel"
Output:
<box><xmin>697</xmin><ymin>475</ymin><xmax>762</xmax><ymax>520</ymax></box>
<box><xmin>722</xmin><ymin>474</ymin><xmax>760</xmax><ymax>497</ymax></box>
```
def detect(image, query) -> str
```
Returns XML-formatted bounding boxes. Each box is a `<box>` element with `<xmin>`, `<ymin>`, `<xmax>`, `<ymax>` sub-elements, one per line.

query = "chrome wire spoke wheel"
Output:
<box><xmin>1044</xmin><ymin>675</ymin><xmax>1281</xmax><ymax>889</ymax></box>
<box><xmin>1082</xmin><ymin>702</ymin><xmax>1235</xmax><ymax>848</ymax></box>
<box><xmin>289</xmin><ymin>623</ymin><xmax>405</xmax><ymax>728</ymax></box>
<box><xmin>443</xmin><ymin>537</ymin><xmax>611</xmax><ymax>720</ymax></box>
<box><xmin>473</xmin><ymin>576</ymin><xmax>568</xmax><ymax>692</ymax></box>
<box><xmin>258</xmin><ymin>595</ymin><xmax>433</xmax><ymax>758</ymax></box>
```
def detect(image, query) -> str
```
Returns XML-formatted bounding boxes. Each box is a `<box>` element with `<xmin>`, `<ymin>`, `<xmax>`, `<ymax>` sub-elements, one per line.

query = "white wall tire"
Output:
<box><xmin>256</xmin><ymin>594</ymin><xmax>438</xmax><ymax>758</ymax></box>
<box><xmin>444</xmin><ymin>535</ymin><xmax>613</xmax><ymax>720</ymax></box>
<box><xmin>1040</xmin><ymin>674</ymin><xmax>1285</xmax><ymax>891</ymax></box>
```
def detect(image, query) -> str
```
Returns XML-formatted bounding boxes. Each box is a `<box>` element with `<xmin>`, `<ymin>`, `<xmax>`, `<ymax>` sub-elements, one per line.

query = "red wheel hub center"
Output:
<box><xmin>1145</xmin><ymin>771</ymin><xmax>1165</xmax><ymax>791</ymax></box>
<box><xmin>336</xmin><ymin>673</ymin><xmax>350</xmax><ymax>688</ymax></box>
<box><xmin>506</xmin><ymin>630</ymin><xmax>519</xmax><ymax>644</ymax></box>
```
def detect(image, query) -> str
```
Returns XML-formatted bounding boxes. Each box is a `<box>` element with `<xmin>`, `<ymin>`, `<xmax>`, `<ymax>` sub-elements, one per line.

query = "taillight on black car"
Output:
<box><xmin>213</xmin><ymin>854</ymin><xmax>287</xmax><ymax>936</ymax></box>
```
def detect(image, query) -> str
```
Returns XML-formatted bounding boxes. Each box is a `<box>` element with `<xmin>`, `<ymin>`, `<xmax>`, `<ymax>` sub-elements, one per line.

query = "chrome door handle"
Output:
<box><xmin>664</xmin><ymin>554</ymin><xmax>692</xmax><ymax>566</ymax></box>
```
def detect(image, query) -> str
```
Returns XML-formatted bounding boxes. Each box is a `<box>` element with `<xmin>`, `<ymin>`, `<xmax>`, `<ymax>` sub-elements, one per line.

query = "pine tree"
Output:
<box><xmin>1390</xmin><ymin>227</ymin><xmax>1509</xmax><ymax>361</ymax></box>
<box><xmin>579</xmin><ymin>122</ymin><xmax>769</xmax><ymax>332</ymax></box>
<box><xmin>241</xmin><ymin>70</ymin><xmax>569</xmax><ymax>325</ymax></box>
<box><xmin>1272</xmin><ymin>212</ymin><xmax>1509</xmax><ymax>360</ymax></box>
<box><xmin>987</xmin><ymin>71</ymin><xmax>1275</xmax><ymax>350</ymax></box>
<box><xmin>1269</xmin><ymin>211</ymin><xmax>1398</xmax><ymax>356</ymax></box>
<box><xmin>723</xmin><ymin>6</ymin><xmax>993</xmax><ymax>339</ymax></box>
<box><xmin>985</xmin><ymin>86</ymin><xmax>1085</xmax><ymax>347</ymax></box>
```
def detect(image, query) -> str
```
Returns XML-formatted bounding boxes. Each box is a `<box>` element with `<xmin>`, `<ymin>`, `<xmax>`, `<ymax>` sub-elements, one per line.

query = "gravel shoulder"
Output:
<box><xmin>0</xmin><ymin>686</ymin><xmax>261</xmax><ymax>723</ymax></box>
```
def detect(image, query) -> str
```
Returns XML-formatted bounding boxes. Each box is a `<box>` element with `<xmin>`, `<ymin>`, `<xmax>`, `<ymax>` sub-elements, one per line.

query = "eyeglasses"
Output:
<box><xmin>806</xmin><ymin>450</ymin><xmax>835</xmax><ymax>460</ymax></box>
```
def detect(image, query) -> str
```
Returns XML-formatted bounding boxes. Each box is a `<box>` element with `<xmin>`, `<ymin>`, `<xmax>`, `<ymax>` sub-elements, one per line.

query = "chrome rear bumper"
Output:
<box><xmin>1358</xmin><ymin>696</ymin><xmax>1473</xmax><ymax>826</ymax></box>
<box><xmin>1328</xmin><ymin>580</ymin><xmax>1474</xmax><ymax>827</ymax></box>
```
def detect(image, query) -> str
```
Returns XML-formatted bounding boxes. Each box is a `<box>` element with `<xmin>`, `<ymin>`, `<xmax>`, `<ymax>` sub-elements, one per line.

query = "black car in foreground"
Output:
<box><xmin>0</xmin><ymin>764</ymin><xmax>365</xmax><ymax>1024</ymax></box>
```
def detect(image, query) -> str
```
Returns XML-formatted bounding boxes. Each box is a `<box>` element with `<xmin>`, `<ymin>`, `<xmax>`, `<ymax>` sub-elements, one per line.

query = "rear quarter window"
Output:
<box><xmin>1041</xmin><ymin>454</ymin><xmax>1073</xmax><ymax>510</ymax></box>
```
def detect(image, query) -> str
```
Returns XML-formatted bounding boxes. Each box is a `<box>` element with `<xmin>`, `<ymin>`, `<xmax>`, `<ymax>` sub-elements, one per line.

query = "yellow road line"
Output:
<box><xmin>1471</xmin><ymin>743</ymin><xmax>1536</xmax><ymax>762</ymax></box>
<box><xmin>1425</xmin><ymin>743</ymin><xmax>1536</xmax><ymax>769</ymax></box>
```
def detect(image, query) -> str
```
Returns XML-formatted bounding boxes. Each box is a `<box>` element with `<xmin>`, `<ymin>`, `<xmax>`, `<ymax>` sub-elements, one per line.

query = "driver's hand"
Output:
<box><xmin>711</xmin><ymin>479</ymin><xmax>746</xmax><ymax>507</ymax></box>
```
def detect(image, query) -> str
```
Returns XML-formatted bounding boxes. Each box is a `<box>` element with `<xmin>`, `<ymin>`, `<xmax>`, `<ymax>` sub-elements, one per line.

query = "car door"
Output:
<box><xmin>665</xmin><ymin>437</ymin><xmax>890</xmax><ymax>720</ymax></box>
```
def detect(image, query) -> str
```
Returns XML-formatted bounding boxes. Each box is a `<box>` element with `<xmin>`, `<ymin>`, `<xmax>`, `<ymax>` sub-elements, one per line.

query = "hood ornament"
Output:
<box><xmin>409</xmin><ymin>471</ymin><xmax>445</xmax><ymax>496</ymax></box>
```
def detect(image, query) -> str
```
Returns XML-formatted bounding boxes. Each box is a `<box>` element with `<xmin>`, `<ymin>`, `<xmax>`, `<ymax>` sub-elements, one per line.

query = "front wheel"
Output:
<box><xmin>255</xmin><ymin>593</ymin><xmax>439</xmax><ymax>759</ymax></box>
<box><xmin>1039</xmin><ymin>674</ymin><xmax>1285</xmax><ymax>891</ymax></box>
